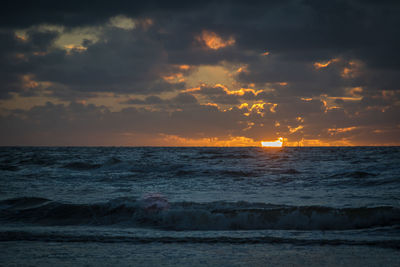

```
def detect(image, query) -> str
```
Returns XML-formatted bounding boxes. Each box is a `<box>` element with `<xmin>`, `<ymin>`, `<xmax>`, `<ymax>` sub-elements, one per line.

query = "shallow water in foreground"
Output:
<box><xmin>1</xmin><ymin>147</ymin><xmax>399</xmax><ymax>266</ymax></box>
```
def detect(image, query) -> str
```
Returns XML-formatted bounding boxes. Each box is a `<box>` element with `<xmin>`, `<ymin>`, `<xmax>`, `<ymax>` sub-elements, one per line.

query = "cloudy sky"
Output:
<box><xmin>1</xmin><ymin>0</ymin><xmax>399</xmax><ymax>146</ymax></box>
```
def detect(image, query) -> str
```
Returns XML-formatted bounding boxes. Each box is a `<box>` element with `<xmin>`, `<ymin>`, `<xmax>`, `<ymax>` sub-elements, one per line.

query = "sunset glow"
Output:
<box><xmin>0</xmin><ymin>1</ymin><xmax>399</xmax><ymax>146</ymax></box>
<box><xmin>197</xmin><ymin>30</ymin><xmax>235</xmax><ymax>50</ymax></box>
<box><xmin>261</xmin><ymin>138</ymin><xmax>284</xmax><ymax>148</ymax></box>
<box><xmin>2</xmin><ymin>3</ymin><xmax>400</xmax><ymax>265</ymax></box>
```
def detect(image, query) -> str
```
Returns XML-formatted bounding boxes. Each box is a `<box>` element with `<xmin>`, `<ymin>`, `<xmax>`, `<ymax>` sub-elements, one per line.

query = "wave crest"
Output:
<box><xmin>1</xmin><ymin>197</ymin><xmax>399</xmax><ymax>231</ymax></box>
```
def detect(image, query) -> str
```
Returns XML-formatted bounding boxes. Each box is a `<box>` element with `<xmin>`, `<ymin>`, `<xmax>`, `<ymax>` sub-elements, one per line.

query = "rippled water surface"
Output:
<box><xmin>1</xmin><ymin>147</ymin><xmax>400</xmax><ymax>266</ymax></box>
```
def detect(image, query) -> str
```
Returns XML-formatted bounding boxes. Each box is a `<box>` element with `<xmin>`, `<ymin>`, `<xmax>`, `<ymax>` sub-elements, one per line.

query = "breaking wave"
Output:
<box><xmin>1</xmin><ymin>197</ymin><xmax>399</xmax><ymax>231</ymax></box>
<box><xmin>0</xmin><ymin>230</ymin><xmax>399</xmax><ymax>248</ymax></box>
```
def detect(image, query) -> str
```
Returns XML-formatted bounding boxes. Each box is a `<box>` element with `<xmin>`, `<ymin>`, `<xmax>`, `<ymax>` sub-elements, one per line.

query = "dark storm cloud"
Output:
<box><xmin>0</xmin><ymin>100</ymin><xmax>248</xmax><ymax>145</ymax></box>
<box><xmin>236</xmin><ymin>56</ymin><xmax>350</xmax><ymax>97</ymax></box>
<box><xmin>1</xmin><ymin>0</ymin><xmax>400</xmax><ymax>145</ymax></box>
<box><xmin>3</xmin><ymin>0</ymin><xmax>400</xmax><ymax>96</ymax></box>
<box><xmin>0</xmin><ymin>29</ymin><xmax>59</xmax><ymax>98</ymax></box>
<box><xmin>0</xmin><ymin>26</ymin><xmax>187</xmax><ymax>99</ymax></box>
<box><xmin>122</xmin><ymin>93</ymin><xmax>197</xmax><ymax>106</ymax></box>
<box><xmin>3</xmin><ymin>0</ymin><xmax>400</xmax><ymax>62</ymax></box>
<box><xmin>0</xmin><ymin>0</ymin><xmax>209</xmax><ymax>28</ymax></box>
<box><xmin>32</xmin><ymin>28</ymin><xmax>169</xmax><ymax>93</ymax></box>
<box><xmin>2</xmin><ymin>95</ymin><xmax>399</xmax><ymax>145</ymax></box>
<box><xmin>123</xmin><ymin>95</ymin><xmax>166</xmax><ymax>105</ymax></box>
<box><xmin>187</xmin><ymin>85</ymin><xmax>271</xmax><ymax>105</ymax></box>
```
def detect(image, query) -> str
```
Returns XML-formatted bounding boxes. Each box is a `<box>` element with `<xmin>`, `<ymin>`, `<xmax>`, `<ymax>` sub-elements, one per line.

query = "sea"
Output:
<box><xmin>0</xmin><ymin>147</ymin><xmax>399</xmax><ymax>266</ymax></box>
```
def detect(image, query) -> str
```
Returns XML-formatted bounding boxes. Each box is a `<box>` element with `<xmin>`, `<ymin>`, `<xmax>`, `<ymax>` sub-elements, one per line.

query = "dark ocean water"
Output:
<box><xmin>1</xmin><ymin>147</ymin><xmax>400</xmax><ymax>266</ymax></box>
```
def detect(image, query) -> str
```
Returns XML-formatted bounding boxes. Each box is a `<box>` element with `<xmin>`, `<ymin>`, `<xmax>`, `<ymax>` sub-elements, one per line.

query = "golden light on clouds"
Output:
<box><xmin>214</xmin><ymin>85</ymin><xmax>263</xmax><ymax>97</ymax></box>
<box><xmin>15</xmin><ymin>32</ymin><xmax>27</xmax><ymax>42</ymax></box>
<box><xmin>347</xmin><ymin>86</ymin><xmax>363</xmax><ymax>97</ymax></box>
<box><xmin>64</xmin><ymin>44</ymin><xmax>87</xmax><ymax>54</ymax></box>
<box><xmin>162</xmin><ymin>73</ymin><xmax>184</xmax><ymax>83</ymax></box>
<box><xmin>328</xmin><ymin>126</ymin><xmax>358</xmax><ymax>135</ymax></box>
<box><xmin>341</xmin><ymin>60</ymin><xmax>362</xmax><ymax>78</ymax></box>
<box><xmin>238</xmin><ymin>102</ymin><xmax>270</xmax><ymax>116</ymax></box>
<box><xmin>319</xmin><ymin>94</ymin><xmax>363</xmax><ymax>112</ymax></box>
<box><xmin>179</xmin><ymin>65</ymin><xmax>191</xmax><ymax>70</ymax></box>
<box><xmin>261</xmin><ymin>138</ymin><xmax>284</xmax><ymax>148</ymax></box>
<box><xmin>269</xmin><ymin>103</ymin><xmax>277</xmax><ymax>113</ymax></box>
<box><xmin>289</xmin><ymin>125</ymin><xmax>304</xmax><ymax>134</ymax></box>
<box><xmin>284</xmin><ymin>139</ymin><xmax>353</xmax><ymax>147</ymax></box>
<box><xmin>21</xmin><ymin>74</ymin><xmax>39</xmax><ymax>89</ymax></box>
<box><xmin>159</xmin><ymin>134</ymin><xmax>258</xmax><ymax>146</ymax></box>
<box><xmin>236</xmin><ymin>66</ymin><xmax>248</xmax><ymax>73</ymax></box>
<box><xmin>314</xmin><ymin>58</ymin><xmax>340</xmax><ymax>69</ymax></box>
<box><xmin>198</xmin><ymin>30</ymin><xmax>235</xmax><ymax>50</ymax></box>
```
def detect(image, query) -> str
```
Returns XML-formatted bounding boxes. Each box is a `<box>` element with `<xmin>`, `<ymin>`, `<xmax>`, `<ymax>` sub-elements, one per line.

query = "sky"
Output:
<box><xmin>1</xmin><ymin>0</ymin><xmax>400</xmax><ymax>146</ymax></box>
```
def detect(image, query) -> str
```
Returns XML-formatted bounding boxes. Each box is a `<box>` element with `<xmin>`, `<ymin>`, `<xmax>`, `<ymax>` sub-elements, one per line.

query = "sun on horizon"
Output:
<box><xmin>261</xmin><ymin>138</ymin><xmax>284</xmax><ymax>148</ymax></box>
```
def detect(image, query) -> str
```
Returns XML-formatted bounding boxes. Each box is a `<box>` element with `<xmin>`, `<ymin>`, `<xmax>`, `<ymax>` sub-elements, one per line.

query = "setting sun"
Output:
<box><xmin>261</xmin><ymin>138</ymin><xmax>284</xmax><ymax>147</ymax></box>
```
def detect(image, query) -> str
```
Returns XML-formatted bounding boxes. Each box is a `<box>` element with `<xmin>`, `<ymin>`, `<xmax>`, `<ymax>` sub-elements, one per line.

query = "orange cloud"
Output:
<box><xmin>178</xmin><ymin>65</ymin><xmax>191</xmax><ymax>70</ymax></box>
<box><xmin>269</xmin><ymin>103</ymin><xmax>277</xmax><ymax>113</ymax></box>
<box><xmin>319</xmin><ymin>94</ymin><xmax>362</xmax><ymax>112</ymax></box>
<box><xmin>22</xmin><ymin>74</ymin><xmax>39</xmax><ymax>89</ymax></box>
<box><xmin>64</xmin><ymin>44</ymin><xmax>87</xmax><ymax>54</ymax></box>
<box><xmin>15</xmin><ymin>33</ymin><xmax>27</xmax><ymax>42</ymax></box>
<box><xmin>313</xmin><ymin>58</ymin><xmax>340</xmax><ymax>69</ymax></box>
<box><xmin>288</xmin><ymin>125</ymin><xmax>303</xmax><ymax>134</ymax></box>
<box><xmin>284</xmin><ymin>138</ymin><xmax>353</xmax><ymax>147</ymax></box>
<box><xmin>341</xmin><ymin>60</ymin><xmax>363</xmax><ymax>78</ymax></box>
<box><xmin>238</xmin><ymin>102</ymin><xmax>269</xmax><ymax>116</ymax></box>
<box><xmin>228</xmin><ymin>88</ymin><xmax>263</xmax><ymax>96</ymax></box>
<box><xmin>347</xmin><ymin>86</ymin><xmax>363</xmax><ymax>97</ymax></box>
<box><xmin>158</xmin><ymin>134</ymin><xmax>258</xmax><ymax>146</ymax></box>
<box><xmin>162</xmin><ymin>73</ymin><xmax>184</xmax><ymax>83</ymax></box>
<box><xmin>186</xmin><ymin>84</ymin><xmax>264</xmax><ymax>98</ymax></box>
<box><xmin>197</xmin><ymin>30</ymin><xmax>235</xmax><ymax>50</ymax></box>
<box><xmin>236</xmin><ymin>66</ymin><xmax>248</xmax><ymax>73</ymax></box>
<box><xmin>328</xmin><ymin>127</ymin><xmax>358</xmax><ymax>135</ymax></box>
<box><xmin>328</xmin><ymin>96</ymin><xmax>363</xmax><ymax>101</ymax></box>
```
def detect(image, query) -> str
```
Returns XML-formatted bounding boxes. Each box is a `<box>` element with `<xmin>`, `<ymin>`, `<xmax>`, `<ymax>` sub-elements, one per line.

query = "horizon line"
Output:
<box><xmin>1</xmin><ymin>145</ymin><xmax>399</xmax><ymax>148</ymax></box>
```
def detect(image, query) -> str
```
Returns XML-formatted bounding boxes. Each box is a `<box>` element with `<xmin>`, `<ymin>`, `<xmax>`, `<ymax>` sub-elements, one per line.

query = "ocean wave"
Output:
<box><xmin>62</xmin><ymin>157</ymin><xmax>124</xmax><ymax>170</ymax></box>
<box><xmin>213</xmin><ymin>170</ymin><xmax>260</xmax><ymax>177</ymax></box>
<box><xmin>174</xmin><ymin>169</ymin><xmax>260</xmax><ymax>178</ymax></box>
<box><xmin>329</xmin><ymin>171</ymin><xmax>378</xmax><ymax>179</ymax></box>
<box><xmin>0</xmin><ymin>164</ymin><xmax>19</xmax><ymax>171</ymax></box>
<box><xmin>194</xmin><ymin>154</ymin><xmax>255</xmax><ymax>160</ymax></box>
<box><xmin>0</xmin><ymin>231</ymin><xmax>399</xmax><ymax>248</ymax></box>
<box><xmin>275</xmin><ymin>169</ymin><xmax>301</xmax><ymax>174</ymax></box>
<box><xmin>1</xmin><ymin>197</ymin><xmax>399</xmax><ymax>231</ymax></box>
<box><xmin>62</xmin><ymin>162</ymin><xmax>102</xmax><ymax>170</ymax></box>
<box><xmin>17</xmin><ymin>154</ymin><xmax>56</xmax><ymax>166</ymax></box>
